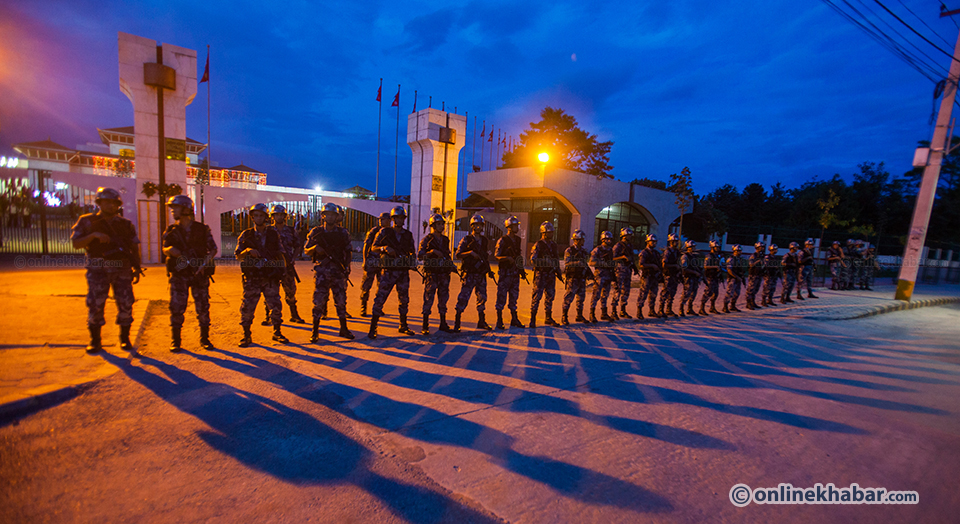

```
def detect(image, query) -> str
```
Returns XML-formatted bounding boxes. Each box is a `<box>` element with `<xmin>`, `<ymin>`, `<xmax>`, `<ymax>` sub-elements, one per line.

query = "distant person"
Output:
<box><xmin>368</xmin><ymin>206</ymin><xmax>417</xmax><ymax>339</ymax></box>
<box><xmin>797</xmin><ymin>238</ymin><xmax>818</xmax><ymax>299</ymax></box>
<box><xmin>762</xmin><ymin>244</ymin><xmax>781</xmax><ymax>307</ymax></box>
<box><xmin>611</xmin><ymin>227</ymin><xmax>638</xmax><ymax>320</ymax></box>
<box><xmin>635</xmin><ymin>233</ymin><xmax>662</xmax><ymax>319</ymax></box>
<box><xmin>260</xmin><ymin>204</ymin><xmax>306</xmax><ymax>325</ymax></box>
<box><xmin>360</xmin><ymin>212</ymin><xmax>390</xmax><ymax>316</ymax></box>
<box><xmin>235</xmin><ymin>203</ymin><xmax>289</xmax><ymax>347</ymax></box>
<box><xmin>454</xmin><ymin>214</ymin><xmax>494</xmax><ymax>332</ymax></box>
<box><xmin>494</xmin><ymin>216</ymin><xmax>526</xmax><ymax>329</ymax></box>
<box><xmin>304</xmin><ymin>203</ymin><xmax>354</xmax><ymax>341</ymax></box>
<box><xmin>418</xmin><ymin>213</ymin><xmax>455</xmax><ymax>335</ymax></box>
<box><xmin>745</xmin><ymin>242</ymin><xmax>766</xmax><ymax>310</ymax></box>
<box><xmin>658</xmin><ymin>234</ymin><xmax>682</xmax><ymax>318</ymax></box>
<box><xmin>529</xmin><ymin>221</ymin><xmax>561</xmax><ymax>328</ymax></box>
<box><xmin>561</xmin><ymin>229</ymin><xmax>590</xmax><ymax>325</ymax></box>
<box><xmin>699</xmin><ymin>240</ymin><xmax>722</xmax><ymax>315</ymax></box>
<box><xmin>678</xmin><ymin>240</ymin><xmax>703</xmax><ymax>316</ymax></box>
<box><xmin>589</xmin><ymin>231</ymin><xmax>616</xmax><ymax>323</ymax></box>
<box><xmin>723</xmin><ymin>244</ymin><xmax>745</xmax><ymax>313</ymax></box>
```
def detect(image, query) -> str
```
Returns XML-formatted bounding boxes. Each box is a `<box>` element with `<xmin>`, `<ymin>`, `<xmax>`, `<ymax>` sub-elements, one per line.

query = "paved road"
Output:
<box><xmin>1</xmin><ymin>266</ymin><xmax>958</xmax><ymax>523</ymax></box>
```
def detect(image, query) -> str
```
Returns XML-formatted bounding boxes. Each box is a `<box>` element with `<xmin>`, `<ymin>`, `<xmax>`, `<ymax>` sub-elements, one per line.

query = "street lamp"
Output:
<box><xmin>538</xmin><ymin>152</ymin><xmax>549</xmax><ymax>163</ymax></box>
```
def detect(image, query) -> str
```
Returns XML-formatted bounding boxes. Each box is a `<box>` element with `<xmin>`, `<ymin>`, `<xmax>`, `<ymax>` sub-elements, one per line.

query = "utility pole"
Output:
<box><xmin>896</xmin><ymin>10</ymin><xmax>960</xmax><ymax>301</ymax></box>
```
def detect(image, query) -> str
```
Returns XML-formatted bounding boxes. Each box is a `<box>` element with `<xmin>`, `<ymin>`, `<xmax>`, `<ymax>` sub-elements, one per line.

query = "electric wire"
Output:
<box><xmin>852</xmin><ymin>0</ymin><xmax>950</xmax><ymax>76</ymax></box>
<box><xmin>873</xmin><ymin>0</ymin><xmax>960</xmax><ymax>63</ymax></box>
<box><xmin>896</xmin><ymin>0</ymin><xmax>953</xmax><ymax>47</ymax></box>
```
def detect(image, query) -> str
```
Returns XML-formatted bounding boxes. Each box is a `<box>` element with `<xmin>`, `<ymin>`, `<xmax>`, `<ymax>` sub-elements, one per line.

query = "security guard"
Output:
<box><xmin>797</xmin><ymin>238</ymin><xmax>818</xmax><ymax>299</ymax></box>
<box><xmin>369</xmin><ymin>205</ymin><xmax>417</xmax><ymax>338</ymax></box>
<box><xmin>454</xmin><ymin>214</ymin><xmax>495</xmax><ymax>331</ymax></box>
<box><xmin>678</xmin><ymin>240</ymin><xmax>703</xmax><ymax>316</ymax></box>
<box><xmin>659</xmin><ymin>233</ymin><xmax>682</xmax><ymax>318</ymax></box>
<box><xmin>761</xmin><ymin>244</ymin><xmax>780</xmax><ymax>307</ymax></box>
<box><xmin>561</xmin><ymin>229</ymin><xmax>591</xmax><ymax>325</ymax></box>
<box><xmin>418</xmin><ymin>213</ymin><xmax>455</xmax><ymax>335</ymax></box>
<box><xmin>162</xmin><ymin>195</ymin><xmax>217</xmax><ymax>352</ymax></box>
<box><xmin>236</xmin><ymin>203</ymin><xmax>289</xmax><ymax>346</ymax></box>
<box><xmin>261</xmin><ymin>204</ymin><xmax>306</xmax><ymax>325</ymax></box>
<box><xmin>71</xmin><ymin>187</ymin><xmax>141</xmax><ymax>353</ymax></box>
<box><xmin>827</xmin><ymin>240</ymin><xmax>845</xmax><ymax>290</ymax></box>
<box><xmin>360</xmin><ymin>212</ymin><xmax>390</xmax><ymax>316</ymax></box>
<box><xmin>745</xmin><ymin>242</ymin><xmax>766</xmax><ymax>310</ymax></box>
<box><xmin>589</xmin><ymin>231</ymin><xmax>617</xmax><ymax>322</ymax></box>
<box><xmin>304</xmin><ymin>203</ymin><xmax>354</xmax><ymax>340</ymax></box>
<box><xmin>612</xmin><ymin>227</ymin><xmax>638</xmax><ymax>320</ymax></box>
<box><xmin>780</xmin><ymin>242</ymin><xmax>800</xmax><ymax>304</ymax></box>
<box><xmin>699</xmin><ymin>240</ymin><xmax>722</xmax><ymax>315</ymax></box>
<box><xmin>494</xmin><ymin>215</ymin><xmax>526</xmax><ymax>329</ymax></box>
<box><xmin>636</xmin><ymin>233</ymin><xmax>662</xmax><ymax>319</ymax></box>
<box><xmin>723</xmin><ymin>244</ymin><xmax>746</xmax><ymax>313</ymax></box>
<box><xmin>530</xmin><ymin>221</ymin><xmax>561</xmax><ymax>328</ymax></box>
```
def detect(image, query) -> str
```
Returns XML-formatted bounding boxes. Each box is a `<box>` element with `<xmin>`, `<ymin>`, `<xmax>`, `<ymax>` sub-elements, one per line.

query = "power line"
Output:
<box><xmin>851</xmin><ymin>0</ymin><xmax>949</xmax><ymax>76</ymax></box>
<box><xmin>896</xmin><ymin>0</ymin><xmax>953</xmax><ymax>47</ymax></box>
<box><xmin>873</xmin><ymin>0</ymin><xmax>960</xmax><ymax>63</ymax></box>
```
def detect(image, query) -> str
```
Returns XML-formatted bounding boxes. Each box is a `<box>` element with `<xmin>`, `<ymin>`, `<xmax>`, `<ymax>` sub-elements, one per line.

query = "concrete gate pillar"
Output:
<box><xmin>118</xmin><ymin>32</ymin><xmax>197</xmax><ymax>263</ymax></box>
<box><xmin>407</xmin><ymin>108</ymin><xmax>466</xmax><ymax>250</ymax></box>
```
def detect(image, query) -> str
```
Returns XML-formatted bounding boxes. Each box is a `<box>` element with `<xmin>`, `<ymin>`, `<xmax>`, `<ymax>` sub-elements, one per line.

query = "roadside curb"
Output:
<box><xmin>833</xmin><ymin>296</ymin><xmax>960</xmax><ymax>320</ymax></box>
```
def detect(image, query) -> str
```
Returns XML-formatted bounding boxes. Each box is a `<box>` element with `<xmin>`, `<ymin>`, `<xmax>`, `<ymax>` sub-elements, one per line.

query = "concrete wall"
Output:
<box><xmin>408</xmin><ymin>108</ymin><xmax>466</xmax><ymax>249</ymax></box>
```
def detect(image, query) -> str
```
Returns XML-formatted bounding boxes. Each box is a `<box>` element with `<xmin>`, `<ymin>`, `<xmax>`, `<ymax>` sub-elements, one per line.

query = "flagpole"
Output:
<box><xmin>471</xmin><ymin>115</ymin><xmax>477</xmax><ymax>175</ymax></box>
<box><xmin>488</xmin><ymin>126</ymin><xmax>493</xmax><ymax>170</ymax></box>
<box><xmin>479</xmin><ymin>120</ymin><xmax>485</xmax><ymax>172</ymax></box>
<box><xmin>376</xmin><ymin>78</ymin><xmax>382</xmax><ymax>200</ymax></box>
<box><xmin>394</xmin><ymin>84</ymin><xmax>400</xmax><ymax>199</ymax></box>
<box><xmin>460</xmin><ymin>111</ymin><xmax>467</xmax><ymax>203</ymax></box>
<box><xmin>203</xmin><ymin>44</ymin><xmax>210</xmax><ymax>223</ymax></box>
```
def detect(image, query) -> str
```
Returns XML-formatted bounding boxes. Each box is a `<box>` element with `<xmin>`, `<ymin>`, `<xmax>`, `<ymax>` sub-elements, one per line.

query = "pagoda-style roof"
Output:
<box><xmin>98</xmin><ymin>126</ymin><xmax>206</xmax><ymax>151</ymax></box>
<box><xmin>13</xmin><ymin>139</ymin><xmax>75</xmax><ymax>152</ymax></box>
<box><xmin>343</xmin><ymin>185</ymin><xmax>374</xmax><ymax>195</ymax></box>
<box><xmin>224</xmin><ymin>163</ymin><xmax>264</xmax><ymax>174</ymax></box>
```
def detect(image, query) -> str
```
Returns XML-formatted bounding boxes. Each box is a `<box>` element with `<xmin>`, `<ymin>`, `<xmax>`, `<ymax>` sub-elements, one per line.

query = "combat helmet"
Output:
<box><xmin>540</xmin><ymin>221</ymin><xmax>555</xmax><ymax>233</ymax></box>
<box><xmin>732</xmin><ymin>244</ymin><xmax>742</xmax><ymax>253</ymax></box>
<box><xmin>667</xmin><ymin>233</ymin><xmax>679</xmax><ymax>244</ymax></box>
<box><xmin>166</xmin><ymin>194</ymin><xmax>193</xmax><ymax>208</ymax></box>
<box><xmin>685</xmin><ymin>240</ymin><xmax>697</xmax><ymax>250</ymax></box>
<box><xmin>469</xmin><ymin>214</ymin><xmax>485</xmax><ymax>226</ymax></box>
<box><xmin>504</xmin><ymin>215</ymin><xmax>520</xmax><ymax>229</ymax></box>
<box><xmin>95</xmin><ymin>187</ymin><xmax>122</xmax><ymax>202</ymax></box>
<box><xmin>270</xmin><ymin>204</ymin><xmax>287</xmax><ymax>215</ymax></box>
<box><xmin>600</xmin><ymin>231</ymin><xmax>614</xmax><ymax>241</ymax></box>
<box><xmin>571</xmin><ymin>229</ymin><xmax>585</xmax><ymax>241</ymax></box>
<box><xmin>320</xmin><ymin>202</ymin><xmax>339</xmax><ymax>214</ymax></box>
<box><xmin>646</xmin><ymin>234</ymin><xmax>658</xmax><ymax>244</ymax></box>
<box><xmin>249</xmin><ymin>203</ymin><xmax>269</xmax><ymax>214</ymax></box>
<box><xmin>620</xmin><ymin>226</ymin><xmax>634</xmax><ymax>238</ymax></box>
<box><xmin>428</xmin><ymin>213</ymin><xmax>444</xmax><ymax>227</ymax></box>
<box><xmin>390</xmin><ymin>205</ymin><xmax>407</xmax><ymax>218</ymax></box>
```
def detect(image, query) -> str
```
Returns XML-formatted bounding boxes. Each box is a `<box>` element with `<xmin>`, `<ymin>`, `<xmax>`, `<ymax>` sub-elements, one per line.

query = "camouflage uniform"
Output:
<box><xmin>798</xmin><ymin>246</ymin><xmax>815</xmax><ymax>296</ymax></box>
<box><xmin>371</xmin><ymin>225</ymin><xmax>417</xmax><ymax>318</ymax></box>
<box><xmin>700</xmin><ymin>251</ymin><xmax>722</xmax><ymax>311</ymax></box>
<box><xmin>612</xmin><ymin>240</ymin><xmax>637</xmax><ymax>314</ymax></box>
<box><xmin>530</xmin><ymin>238</ymin><xmax>560</xmax><ymax>321</ymax></box>
<box><xmin>861</xmin><ymin>249</ymin><xmax>879</xmax><ymax>289</ymax></box>
<box><xmin>658</xmin><ymin>245</ymin><xmax>681</xmax><ymax>315</ymax></box>
<box><xmin>494</xmin><ymin>233</ymin><xmax>523</xmax><ymax>313</ymax></box>
<box><xmin>236</xmin><ymin>226</ymin><xmax>287</xmax><ymax>327</ymax></box>
<box><xmin>305</xmin><ymin>225</ymin><xmax>352</xmax><ymax>320</ymax></box>
<box><xmin>455</xmin><ymin>233</ymin><xmax>491</xmax><ymax>313</ymax></box>
<box><xmin>360</xmin><ymin>224</ymin><xmax>383</xmax><ymax>312</ymax></box>
<box><xmin>679</xmin><ymin>250</ymin><xmax>703</xmax><ymax>313</ymax></box>
<box><xmin>162</xmin><ymin>221</ymin><xmax>217</xmax><ymax>328</ymax></box>
<box><xmin>827</xmin><ymin>244</ymin><xmax>844</xmax><ymax>290</ymax></box>
<box><xmin>636</xmin><ymin>246</ymin><xmax>662</xmax><ymax>316</ymax></box>
<box><xmin>781</xmin><ymin>250</ymin><xmax>799</xmax><ymax>302</ymax></box>
<box><xmin>419</xmin><ymin>231</ymin><xmax>453</xmax><ymax>317</ymax></box>
<box><xmin>71</xmin><ymin>213</ymin><xmax>140</xmax><ymax>327</ymax></box>
<box><xmin>562</xmin><ymin>244</ymin><xmax>591</xmax><ymax>319</ymax></box>
<box><xmin>763</xmin><ymin>252</ymin><xmax>781</xmax><ymax>305</ymax></box>
<box><xmin>745</xmin><ymin>251</ymin><xmax>765</xmax><ymax>305</ymax></box>
<box><xmin>590</xmin><ymin>243</ymin><xmax>616</xmax><ymax>316</ymax></box>
<box><xmin>272</xmin><ymin>223</ymin><xmax>302</xmax><ymax>317</ymax></box>
<box><xmin>724</xmin><ymin>253</ymin><xmax>746</xmax><ymax>310</ymax></box>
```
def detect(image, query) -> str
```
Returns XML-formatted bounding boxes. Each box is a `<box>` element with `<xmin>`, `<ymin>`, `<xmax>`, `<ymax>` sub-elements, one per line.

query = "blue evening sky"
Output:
<box><xmin>1</xmin><ymin>0</ymin><xmax>958</xmax><ymax>196</ymax></box>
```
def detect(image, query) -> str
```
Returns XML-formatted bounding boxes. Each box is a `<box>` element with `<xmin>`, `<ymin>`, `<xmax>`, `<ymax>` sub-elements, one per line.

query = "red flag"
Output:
<box><xmin>481</xmin><ymin>122</ymin><xmax>485</xmax><ymax>136</ymax></box>
<box><xmin>199</xmin><ymin>52</ymin><xmax>209</xmax><ymax>83</ymax></box>
<box><xmin>376</xmin><ymin>84</ymin><xmax>381</xmax><ymax>102</ymax></box>
<box><xmin>391</xmin><ymin>86</ymin><xmax>400</xmax><ymax>107</ymax></box>
<box><xmin>488</xmin><ymin>128</ymin><xmax>493</xmax><ymax>142</ymax></box>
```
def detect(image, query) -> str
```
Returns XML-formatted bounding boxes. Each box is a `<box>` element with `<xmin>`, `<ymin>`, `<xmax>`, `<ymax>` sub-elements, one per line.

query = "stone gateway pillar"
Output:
<box><xmin>407</xmin><ymin>108</ymin><xmax>467</xmax><ymax>249</ymax></box>
<box><xmin>118</xmin><ymin>32</ymin><xmax>197</xmax><ymax>263</ymax></box>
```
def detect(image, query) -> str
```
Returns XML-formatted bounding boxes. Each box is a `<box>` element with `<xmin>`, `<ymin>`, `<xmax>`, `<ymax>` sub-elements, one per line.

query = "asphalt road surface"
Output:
<box><xmin>1</xmin><ymin>290</ymin><xmax>958</xmax><ymax>522</ymax></box>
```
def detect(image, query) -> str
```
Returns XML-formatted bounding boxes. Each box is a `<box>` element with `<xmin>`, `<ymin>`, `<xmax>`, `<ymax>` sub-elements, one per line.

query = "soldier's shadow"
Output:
<box><xmin>99</xmin><ymin>351</ymin><xmax>502</xmax><ymax>524</ymax></box>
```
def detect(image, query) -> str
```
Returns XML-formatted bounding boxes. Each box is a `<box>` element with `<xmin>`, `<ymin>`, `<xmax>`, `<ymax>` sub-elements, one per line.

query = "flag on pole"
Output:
<box><xmin>376</xmin><ymin>84</ymin><xmax>381</xmax><ymax>102</ymax></box>
<box><xmin>200</xmin><ymin>51</ymin><xmax>210</xmax><ymax>83</ymax></box>
<box><xmin>412</xmin><ymin>90</ymin><xmax>417</xmax><ymax>113</ymax></box>
<box><xmin>391</xmin><ymin>87</ymin><xmax>400</xmax><ymax>107</ymax></box>
<box><xmin>488</xmin><ymin>127</ymin><xmax>493</xmax><ymax>141</ymax></box>
<box><xmin>481</xmin><ymin>122</ymin><xmax>485</xmax><ymax>136</ymax></box>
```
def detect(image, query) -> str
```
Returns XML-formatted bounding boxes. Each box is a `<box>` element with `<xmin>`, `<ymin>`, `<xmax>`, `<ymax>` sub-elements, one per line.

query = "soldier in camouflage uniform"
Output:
<box><xmin>861</xmin><ymin>246</ymin><xmax>879</xmax><ymax>290</ymax></box>
<box><xmin>304</xmin><ymin>203</ymin><xmax>354</xmax><ymax>341</ymax></box>
<box><xmin>71</xmin><ymin>187</ymin><xmax>141</xmax><ymax>353</ymax></box>
<box><xmin>162</xmin><ymin>195</ymin><xmax>217</xmax><ymax>352</ymax></box>
<box><xmin>589</xmin><ymin>231</ymin><xmax>616</xmax><ymax>322</ymax></box>
<box><xmin>723</xmin><ymin>244</ymin><xmax>746</xmax><ymax>313</ymax></box>
<box><xmin>494</xmin><ymin>215</ymin><xmax>526</xmax><ymax>329</ymax></box>
<box><xmin>418</xmin><ymin>213</ymin><xmax>455</xmax><ymax>335</ymax></box>
<box><xmin>261</xmin><ymin>204</ymin><xmax>306</xmax><ymax>325</ymax></box>
<box><xmin>368</xmin><ymin>205</ymin><xmax>417</xmax><ymax>338</ymax></box>
<box><xmin>797</xmin><ymin>238</ymin><xmax>818</xmax><ymax>299</ymax></box>
<box><xmin>360</xmin><ymin>212</ymin><xmax>391</xmax><ymax>316</ymax></box>
<box><xmin>561</xmin><ymin>229</ymin><xmax>591</xmax><ymax>325</ymax></box>
<box><xmin>678</xmin><ymin>240</ymin><xmax>703</xmax><ymax>316</ymax></box>
<box><xmin>853</xmin><ymin>239</ymin><xmax>866</xmax><ymax>290</ymax></box>
<box><xmin>761</xmin><ymin>244</ymin><xmax>781</xmax><ymax>307</ymax></box>
<box><xmin>454</xmin><ymin>215</ymin><xmax>495</xmax><ymax>332</ymax></box>
<box><xmin>635</xmin><ymin>234</ymin><xmax>662</xmax><ymax>319</ymax></box>
<box><xmin>658</xmin><ymin>233</ymin><xmax>682</xmax><ymax>318</ymax></box>
<box><xmin>780</xmin><ymin>242</ymin><xmax>800</xmax><ymax>304</ymax></box>
<box><xmin>612</xmin><ymin>227</ymin><xmax>638</xmax><ymax>320</ymax></box>
<box><xmin>745</xmin><ymin>241</ymin><xmax>766</xmax><ymax>310</ymax></box>
<box><xmin>236</xmin><ymin>203</ymin><xmax>289</xmax><ymax>346</ymax></box>
<box><xmin>530</xmin><ymin>221</ymin><xmax>561</xmax><ymax>328</ymax></box>
<box><xmin>842</xmin><ymin>239</ymin><xmax>856</xmax><ymax>290</ymax></box>
<box><xmin>827</xmin><ymin>240</ymin><xmax>844</xmax><ymax>290</ymax></box>
<box><xmin>699</xmin><ymin>240</ymin><xmax>723</xmax><ymax>315</ymax></box>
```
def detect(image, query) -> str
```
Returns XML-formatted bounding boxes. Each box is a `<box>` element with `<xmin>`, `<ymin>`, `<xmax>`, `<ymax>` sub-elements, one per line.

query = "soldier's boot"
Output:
<box><xmin>528</xmin><ymin>316</ymin><xmax>537</xmax><ymax>329</ymax></box>
<box><xmin>730</xmin><ymin>302</ymin><xmax>741</xmax><ymax>313</ymax></box>
<box><xmin>575</xmin><ymin>308</ymin><xmax>587</xmax><ymax>323</ymax></box>
<box><xmin>272</xmin><ymin>324</ymin><xmax>289</xmax><ymax>344</ymax></box>
<box><xmin>688</xmin><ymin>303</ymin><xmax>699</xmax><ymax>316</ymax></box>
<box><xmin>289</xmin><ymin>304</ymin><xmax>307</xmax><ymax>324</ymax></box>
<box><xmin>599</xmin><ymin>307</ymin><xmax>612</xmax><ymax>321</ymax></box>
<box><xmin>561</xmin><ymin>312</ymin><xmax>570</xmax><ymax>326</ymax></box>
<box><xmin>619</xmin><ymin>307</ymin><xmax>632</xmax><ymax>319</ymax></box>
<box><xmin>119</xmin><ymin>325</ymin><xmax>134</xmax><ymax>351</ymax></box>
<box><xmin>510</xmin><ymin>311</ymin><xmax>525</xmax><ymax>328</ymax></box>
<box><xmin>745</xmin><ymin>298</ymin><xmax>755</xmax><ymax>310</ymax></box>
<box><xmin>310</xmin><ymin>317</ymin><xmax>321</xmax><ymax>343</ymax></box>
<box><xmin>590</xmin><ymin>308</ymin><xmax>599</xmax><ymax>323</ymax></box>
<box><xmin>239</xmin><ymin>325</ymin><xmax>253</xmax><ymax>348</ymax></box>
<box><xmin>544</xmin><ymin>313</ymin><xmax>558</xmax><ymax>326</ymax></box>
<box><xmin>261</xmin><ymin>304</ymin><xmax>272</xmax><ymax>326</ymax></box>
<box><xmin>477</xmin><ymin>312</ymin><xmax>493</xmax><ymax>331</ymax></box>
<box><xmin>767</xmin><ymin>296</ymin><xmax>778</xmax><ymax>306</ymax></box>
<box><xmin>398</xmin><ymin>313</ymin><xmax>415</xmax><ymax>335</ymax></box>
<box><xmin>779</xmin><ymin>295</ymin><xmax>789</xmax><ymax>304</ymax></box>
<box><xmin>170</xmin><ymin>326</ymin><xmax>183</xmax><ymax>353</ymax></box>
<box><xmin>666</xmin><ymin>305</ymin><xmax>678</xmax><ymax>318</ymax></box>
<box><xmin>453</xmin><ymin>311</ymin><xmax>462</xmax><ymax>333</ymax></box>
<box><xmin>439</xmin><ymin>314</ymin><xmax>452</xmax><ymax>333</ymax></box>
<box><xmin>796</xmin><ymin>290</ymin><xmax>805</xmax><ymax>300</ymax></box>
<box><xmin>360</xmin><ymin>298</ymin><xmax>369</xmax><ymax>317</ymax></box>
<box><xmin>368</xmin><ymin>315</ymin><xmax>380</xmax><ymax>340</ymax></box>
<box><xmin>722</xmin><ymin>303</ymin><xmax>730</xmax><ymax>314</ymax></box>
<box><xmin>200</xmin><ymin>325</ymin><xmax>215</xmax><ymax>351</ymax></box>
<box><xmin>421</xmin><ymin>316</ymin><xmax>431</xmax><ymax>336</ymax></box>
<box><xmin>338</xmin><ymin>317</ymin><xmax>355</xmax><ymax>340</ymax></box>
<box><xmin>86</xmin><ymin>325</ymin><xmax>103</xmax><ymax>353</ymax></box>
<box><xmin>495</xmin><ymin>311</ymin><xmax>505</xmax><ymax>330</ymax></box>
<box><xmin>699</xmin><ymin>301</ymin><xmax>709</xmax><ymax>315</ymax></box>
<box><xmin>808</xmin><ymin>291</ymin><xmax>819</xmax><ymax>298</ymax></box>
<box><xmin>610</xmin><ymin>308</ymin><xmax>619</xmax><ymax>322</ymax></box>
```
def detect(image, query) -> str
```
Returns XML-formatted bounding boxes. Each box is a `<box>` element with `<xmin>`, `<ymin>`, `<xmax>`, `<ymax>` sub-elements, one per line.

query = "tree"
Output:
<box><xmin>501</xmin><ymin>107</ymin><xmax>614</xmax><ymax>178</ymax></box>
<box><xmin>817</xmin><ymin>188</ymin><xmax>848</xmax><ymax>248</ymax></box>
<box><xmin>631</xmin><ymin>177</ymin><xmax>668</xmax><ymax>190</ymax></box>
<box><xmin>669</xmin><ymin>167</ymin><xmax>694</xmax><ymax>239</ymax></box>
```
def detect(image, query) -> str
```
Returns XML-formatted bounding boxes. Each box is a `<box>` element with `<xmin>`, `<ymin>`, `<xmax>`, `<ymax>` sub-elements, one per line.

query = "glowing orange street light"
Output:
<box><xmin>538</xmin><ymin>152</ymin><xmax>550</xmax><ymax>163</ymax></box>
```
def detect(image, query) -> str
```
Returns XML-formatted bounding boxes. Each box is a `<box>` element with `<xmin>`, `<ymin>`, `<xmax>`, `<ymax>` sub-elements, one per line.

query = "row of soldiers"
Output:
<box><xmin>826</xmin><ymin>239</ymin><xmax>880</xmax><ymax>291</ymax></box>
<box><xmin>74</xmin><ymin>187</ymin><xmax>866</xmax><ymax>352</ymax></box>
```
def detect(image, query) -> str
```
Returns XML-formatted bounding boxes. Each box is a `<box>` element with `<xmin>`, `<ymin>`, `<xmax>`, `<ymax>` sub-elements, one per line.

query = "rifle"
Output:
<box><xmin>94</xmin><ymin>215</ymin><xmax>145</xmax><ymax>280</ymax></box>
<box><xmin>169</xmin><ymin>224</ymin><xmax>215</xmax><ymax>282</ymax></box>
<box><xmin>313</xmin><ymin>229</ymin><xmax>354</xmax><ymax>287</ymax></box>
